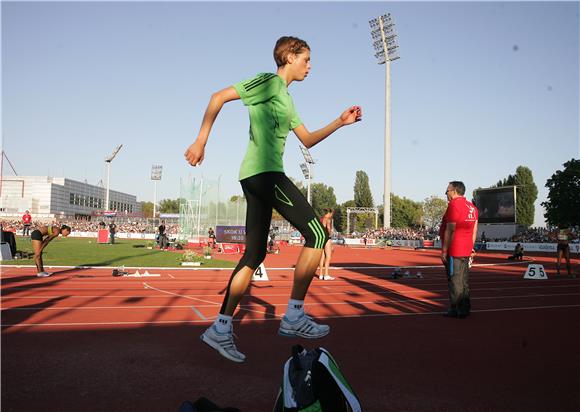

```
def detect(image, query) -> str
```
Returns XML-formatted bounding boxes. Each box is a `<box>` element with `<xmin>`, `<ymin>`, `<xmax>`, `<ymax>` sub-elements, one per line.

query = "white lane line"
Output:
<box><xmin>3</xmin><ymin>303</ymin><xmax>579</xmax><ymax>327</ymax></box>
<box><xmin>168</xmin><ymin>274</ymin><xmax>175</xmax><ymax>279</ymax></box>
<box><xmin>0</xmin><ymin>260</ymin><xmax>531</xmax><ymax>272</ymax></box>
<box><xmin>190</xmin><ymin>306</ymin><xmax>207</xmax><ymax>320</ymax></box>
<box><xmin>3</xmin><ymin>293</ymin><xmax>579</xmax><ymax>311</ymax></box>
<box><xmin>142</xmin><ymin>282</ymin><xmax>220</xmax><ymax>306</ymax></box>
<box><xmin>2</xmin><ymin>283</ymin><xmax>578</xmax><ymax>300</ymax></box>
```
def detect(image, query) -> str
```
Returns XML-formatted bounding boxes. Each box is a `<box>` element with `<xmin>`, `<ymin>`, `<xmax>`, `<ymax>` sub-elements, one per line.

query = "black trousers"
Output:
<box><xmin>220</xmin><ymin>172</ymin><xmax>328</xmax><ymax>313</ymax></box>
<box><xmin>445</xmin><ymin>256</ymin><xmax>471</xmax><ymax>314</ymax></box>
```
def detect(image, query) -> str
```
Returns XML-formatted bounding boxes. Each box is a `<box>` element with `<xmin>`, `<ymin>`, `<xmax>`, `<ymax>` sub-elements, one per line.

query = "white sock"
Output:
<box><xmin>214</xmin><ymin>314</ymin><xmax>232</xmax><ymax>333</ymax></box>
<box><xmin>286</xmin><ymin>299</ymin><xmax>304</xmax><ymax>321</ymax></box>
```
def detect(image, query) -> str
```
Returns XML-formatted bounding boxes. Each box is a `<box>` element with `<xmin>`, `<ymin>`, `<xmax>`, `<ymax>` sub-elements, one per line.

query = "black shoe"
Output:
<box><xmin>443</xmin><ymin>309</ymin><xmax>459</xmax><ymax>318</ymax></box>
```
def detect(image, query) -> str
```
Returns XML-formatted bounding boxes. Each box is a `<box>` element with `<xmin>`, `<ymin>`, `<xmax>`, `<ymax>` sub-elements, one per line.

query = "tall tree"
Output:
<box><xmin>333</xmin><ymin>205</ymin><xmax>344</xmax><ymax>233</ymax></box>
<box><xmin>159</xmin><ymin>198</ymin><xmax>183</xmax><ymax>214</ymax></box>
<box><xmin>542</xmin><ymin>159</ymin><xmax>580</xmax><ymax>227</ymax></box>
<box><xmin>310</xmin><ymin>183</ymin><xmax>337</xmax><ymax>217</ymax></box>
<box><xmin>422</xmin><ymin>195</ymin><xmax>448</xmax><ymax>229</ymax></box>
<box><xmin>141</xmin><ymin>201</ymin><xmax>154</xmax><ymax>218</ymax></box>
<box><xmin>298</xmin><ymin>182</ymin><xmax>337</xmax><ymax>217</ymax></box>
<box><xmin>512</xmin><ymin>166</ymin><xmax>538</xmax><ymax>226</ymax></box>
<box><xmin>353</xmin><ymin>171</ymin><xmax>374</xmax><ymax>207</ymax></box>
<box><xmin>391</xmin><ymin>194</ymin><xmax>422</xmax><ymax>228</ymax></box>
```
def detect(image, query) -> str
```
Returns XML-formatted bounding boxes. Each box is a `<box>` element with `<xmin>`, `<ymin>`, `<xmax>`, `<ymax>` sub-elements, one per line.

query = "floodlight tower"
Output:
<box><xmin>369</xmin><ymin>13</ymin><xmax>400</xmax><ymax>229</ymax></box>
<box><xmin>151</xmin><ymin>164</ymin><xmax>163</xmax><ymax>220</ymax></box>
<box><xmin>104</xmin><ymin>145</ymin><xmax>123</xmax><ymax>212</ymax></box>
<box><xmin>299</xmin><ymin>146</ymin><xmax>315</xmax><ymax>204</ymax></box>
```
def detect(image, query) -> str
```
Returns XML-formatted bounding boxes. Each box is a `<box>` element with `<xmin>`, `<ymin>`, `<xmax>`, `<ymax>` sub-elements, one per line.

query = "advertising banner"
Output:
<box><xmin>216</xmin><ymin>226</ymin><xmax>246</xmax><ymax>244</ymax></box>
<box><xmin>485</xmin><ymin>242</ymin><xmax>580</xmax><ymax>254</ymax></box>
<box><xmin>344</xmin><ymin>238</ymin><xmax>376</xmax><ymax>246</ymax></box>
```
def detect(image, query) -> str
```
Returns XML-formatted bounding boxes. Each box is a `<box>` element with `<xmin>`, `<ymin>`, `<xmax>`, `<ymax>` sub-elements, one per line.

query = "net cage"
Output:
<box><xmin>179</xmin><ymin>176</ymin><xmax>247</xmax><ymax>242</ymax></box>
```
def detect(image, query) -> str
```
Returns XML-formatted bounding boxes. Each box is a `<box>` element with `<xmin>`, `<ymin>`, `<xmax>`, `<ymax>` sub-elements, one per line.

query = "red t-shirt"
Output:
<box><xmin>22</xmin><ymin>213</ymin><xmax>32</xmax><ymax>224</ymax></box>
<box><xmin>440</xmin><ymin>197</ymin><xmax>478</xmax><ymax>257</ymax></box>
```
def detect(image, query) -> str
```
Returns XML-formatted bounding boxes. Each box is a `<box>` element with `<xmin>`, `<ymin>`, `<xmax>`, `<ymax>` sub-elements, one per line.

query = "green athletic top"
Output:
<box><xmin>234</xmin><ymin>73</ymin><xmax>302</xmax><ymax>180</ymax></box>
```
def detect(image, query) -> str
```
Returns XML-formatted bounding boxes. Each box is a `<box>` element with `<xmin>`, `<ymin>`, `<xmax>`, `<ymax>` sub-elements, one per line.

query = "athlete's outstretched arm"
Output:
<box><xmin>185</xmin><ymin>86</ymin><xmax>240</xmax><ymax>167</ymax></box>
<box><xmin>293</xmin><ymin>106</ymin><xmax>362</xmax><ymax>149</ymax></box>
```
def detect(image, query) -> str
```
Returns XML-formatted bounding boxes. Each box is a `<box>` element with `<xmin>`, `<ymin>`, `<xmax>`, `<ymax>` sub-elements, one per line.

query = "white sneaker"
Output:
<box><xmin>322</xmin><ymin>275</ymin><xmax>335</xmax><ymax>280</ymax></box>
<box><xmin>278</xmin><ymin>313</ymin><xmax>330</xmax><ymax>339</ymax></box>
<box><xmin>200</xmin><ymin>325</ymin><xmax>246</xmax><ymax>363</ymax></box>
<box><xmin>37</xmin><ymin>272</ymin><xmax>51</xmax><ymax>278</ymax></box>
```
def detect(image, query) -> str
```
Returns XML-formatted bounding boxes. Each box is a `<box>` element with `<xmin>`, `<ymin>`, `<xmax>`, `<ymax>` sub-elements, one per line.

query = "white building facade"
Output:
<box><xmin>0</xmin><ymin>176</ymin><xmax>141</xmax><ymax>219</ymax></box>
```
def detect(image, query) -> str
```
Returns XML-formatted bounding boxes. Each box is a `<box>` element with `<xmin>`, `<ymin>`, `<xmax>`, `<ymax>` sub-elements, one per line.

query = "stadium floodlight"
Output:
<box><xmin>369</xmin><ymin>12</ymin><xmax>400</xmax><ymax>228</ymax></box>
<box><xmin>151</xmin><ymin>164</ymin><xmax>162</xmax><ymax>220</ymax></box>
<box><xmin>299</xmin><ymin>146</ymin><xmax>315</xmax><ymax>204</ymax></box>
<box><xmin>300</xmin><ymin>145</ymin><xmax>315</xmax><ymax>164</ymax></box>
<box><xmin>104</xmin><ymin>144</ymin><xmax>123</xmax><ymax>213</ymax></box>
<box><xmin>300</xmin><ymin>163</ymin><xmax>310</xmax><ymax>179</ymax></box>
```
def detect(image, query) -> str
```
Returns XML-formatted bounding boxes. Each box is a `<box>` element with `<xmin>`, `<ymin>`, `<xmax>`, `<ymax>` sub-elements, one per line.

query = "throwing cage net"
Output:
<box><xmin>179</xmin><ymin>176</ymin><xmax>246</xmax><ymax>241</ymax></box>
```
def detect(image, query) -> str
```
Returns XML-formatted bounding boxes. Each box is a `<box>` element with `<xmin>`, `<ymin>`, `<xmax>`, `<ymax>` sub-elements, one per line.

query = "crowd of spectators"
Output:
<box><xmin>481</xmin><ymin>227</ymin><xmax>579</xmax><ymax>243</ymax></box>
<box><xmin>345</xmin><ymin>226</ymin><xmax>580</xmax><ymax>243</ymax></box>
<box><xmin>3</xmin><ymin>216</ymin><xmax>578</xmax><ymax>244</ymax></box>
<box><xmin>515</xmin><ymin>227</ymin><xmax>578</xmax><ymax>243</ymax></box>
<box><xmin>1</xmin><ymin>219</ymin><xmax>180</xmax><ymax>236</ymax></box>
<box><xmin>347</xmin><ymin>227</ymin><xmax>439</xmax><ymax>241</ymax></box>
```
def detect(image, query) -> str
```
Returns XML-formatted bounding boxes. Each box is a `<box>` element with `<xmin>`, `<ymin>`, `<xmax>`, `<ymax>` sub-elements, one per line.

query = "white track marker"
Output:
<box><xmin>127</xmin><ymin>272</ymin><xmax>160</xmax><ymax>277</ymax></box>
<box><xmin>142</xmin><ymin>282</ymin><xmax>220</xmax><ymax>305</ymax></box>
<box><xmin>251</xmin><ymin>263</ymin><xmax>269</xmax><ymax>281</ymax></box>
<box><xmin>524</xmin><ymin>264</ymin><xmax>548</xmax><ymax>280</ymax></box>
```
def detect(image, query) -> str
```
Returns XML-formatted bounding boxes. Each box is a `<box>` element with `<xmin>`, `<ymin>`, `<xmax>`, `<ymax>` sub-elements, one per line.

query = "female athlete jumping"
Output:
<box><xmin>185</xmin><ymin>36</ymin><xmax>361</xmax><ymax>362</ymax></box>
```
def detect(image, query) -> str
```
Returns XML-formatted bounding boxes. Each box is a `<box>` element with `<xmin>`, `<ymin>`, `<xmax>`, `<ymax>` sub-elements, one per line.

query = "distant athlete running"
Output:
<box><xmin>319</xmin><ymin>209</ymin><xmax>335</xmax><ymax>280</ymax></box>
<box><xmin>185</xmin><ymin>36</ymin><xmax>362</xmax><ymax>362</ymax></box>
<box><xmin>31</xmin><ymin>224</ymin><xmax>71</xmax><ymax>277</ymax></box>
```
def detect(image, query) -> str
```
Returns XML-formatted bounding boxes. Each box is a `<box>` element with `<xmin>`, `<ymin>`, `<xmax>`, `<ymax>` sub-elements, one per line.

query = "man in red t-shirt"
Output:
<box><xmin>22</xmin><ymin>210</ymin><xmax>32</xmax><ymax>236</ymax></box>
<box><xmin>440</xmin><ymin>181</ymin><xmax>478</xmax><ymax>318</ymax></box>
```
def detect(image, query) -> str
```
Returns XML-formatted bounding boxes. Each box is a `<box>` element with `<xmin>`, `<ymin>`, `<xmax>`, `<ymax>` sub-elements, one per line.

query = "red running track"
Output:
<box><xmin>1</xmin><ymin>246</ymin><xmax>579</xmax><ymax>411</ymax></box>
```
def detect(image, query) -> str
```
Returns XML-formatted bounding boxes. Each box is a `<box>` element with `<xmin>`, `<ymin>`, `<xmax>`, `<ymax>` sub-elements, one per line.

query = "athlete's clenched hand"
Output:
<box><xmin>184</xmin><ymin>141</ymin><xmax>205</xmax><ymax>167</ymax></box>
<box><xmin>340</xmin><ymin>106</ymin><xmax>362</xmax><ymax>126</ymax></box>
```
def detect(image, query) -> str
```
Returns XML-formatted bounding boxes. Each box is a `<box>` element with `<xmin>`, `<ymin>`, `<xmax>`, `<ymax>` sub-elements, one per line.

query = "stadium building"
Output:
<box><xmin>0</xmin><ymin>176</ymin><xmax>141</xmax><ymax>220</ymax></box>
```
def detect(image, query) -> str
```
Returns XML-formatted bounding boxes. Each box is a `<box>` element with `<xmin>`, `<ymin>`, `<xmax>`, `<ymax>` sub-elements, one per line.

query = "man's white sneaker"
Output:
<box><xmin>322</xmin><ymin>275</ymin><xmax>335</xmax><ymax>280</ymax></box>
<box><xmin>200</xmin><ymin>325</ymin><xmax>246</xmax><ymax>363</ymax></box>
<box><xmin>278</xmin><ymin>313</ymin><xmax>330</xmax><ymax>339</ymax></box>
<box><xmin>37</xmin><ymin>272</ymin><xmax>51</xmax><ymax>278</ymax></box>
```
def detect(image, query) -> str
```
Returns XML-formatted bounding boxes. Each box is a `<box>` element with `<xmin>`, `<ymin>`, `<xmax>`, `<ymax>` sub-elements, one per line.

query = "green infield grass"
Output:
<box><xmin>2</xmin><ymin>236</ymin><xmax>237</xmax><ymax>268</ymax></box>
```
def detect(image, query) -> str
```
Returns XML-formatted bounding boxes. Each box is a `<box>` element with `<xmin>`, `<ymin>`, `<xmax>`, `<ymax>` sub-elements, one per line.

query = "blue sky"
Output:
<box><xmin>2</xmin><ymin>1</ymin><xmax>578</xmax><ymax>226</ymax></box>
